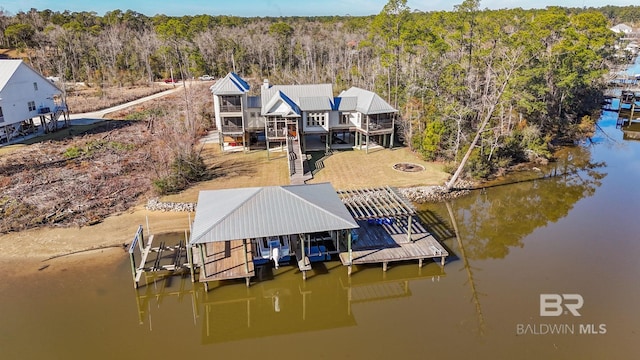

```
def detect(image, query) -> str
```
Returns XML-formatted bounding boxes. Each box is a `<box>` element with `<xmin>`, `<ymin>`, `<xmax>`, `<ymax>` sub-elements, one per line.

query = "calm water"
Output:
<box><xmin>1</xmin><ymin>111</ymin><xmax>639</xmax><ymax>359</ymax></box>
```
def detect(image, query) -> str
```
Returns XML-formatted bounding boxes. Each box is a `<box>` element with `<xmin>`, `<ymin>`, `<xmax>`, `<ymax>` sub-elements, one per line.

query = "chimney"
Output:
<box><xmin>262</xmin><ymin>79</ymin><xmax>270</xmax><ymax>89</ymax></box>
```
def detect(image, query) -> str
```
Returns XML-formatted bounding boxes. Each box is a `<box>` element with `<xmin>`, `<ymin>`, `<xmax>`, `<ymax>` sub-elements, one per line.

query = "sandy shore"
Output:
<box><xmin>0</xmin><ymin>205</ymin><xmax>193</xmax><ymax>277</ymax></box>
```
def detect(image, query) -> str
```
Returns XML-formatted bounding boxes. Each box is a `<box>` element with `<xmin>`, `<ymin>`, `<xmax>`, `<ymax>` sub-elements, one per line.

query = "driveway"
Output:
<box><xmin>69</xmin><ymin>84</ymin><xmax>185</xmax><ymax>120</ymax></box>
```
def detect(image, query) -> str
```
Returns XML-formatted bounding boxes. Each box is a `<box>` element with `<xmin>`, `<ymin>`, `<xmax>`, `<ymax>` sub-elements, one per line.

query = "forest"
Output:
<box><xmin>1</xmin><ymin>0</ymin><xmax>636</xmax><ymax>180</ymax></box>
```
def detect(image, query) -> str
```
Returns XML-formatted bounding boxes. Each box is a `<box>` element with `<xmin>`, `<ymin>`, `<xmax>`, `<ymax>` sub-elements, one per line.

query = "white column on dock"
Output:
<box><xmin>187</xmin><ymin>243</ymin><xmax>195</xmax><ymax>282</ymax></box>
<box><xmin>348</xmin><ymin>230</ymin><xmax>352</xmax><ymax>264</ymax></box>
<box><xmin>407</xmin><ymin>215</ymin><xmax>413</xmax><ymax>242</ymax></box>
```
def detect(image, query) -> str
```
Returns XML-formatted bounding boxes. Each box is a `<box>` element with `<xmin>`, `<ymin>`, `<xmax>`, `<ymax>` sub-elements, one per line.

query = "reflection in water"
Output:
<box><xmin>437</xmin><ymin>145</ymin><xmax>605</xmax><ymax>260</ymax></box>
<box><xmin>5</xmin><ymin>114</ymin><xmax>639</xmax><ymax>357</ymax></box>
<box><xmin>445</xmin><ymin>201</ymin><xmax>485</xmax><ymax>336</ymax></box>
<box><xmin>133</xmin><ymin>261</ymin><xmax>446</xmax><ymax>344</ymax></box>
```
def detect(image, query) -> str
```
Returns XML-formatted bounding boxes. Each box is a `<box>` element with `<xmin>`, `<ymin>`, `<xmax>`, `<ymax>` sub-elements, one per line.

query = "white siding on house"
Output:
<box><xmin>245</xmin><ymin>110</ymin><xmax>265</xmax><ymax>129</ymax></box>
<box><xmin>0</xmin><ymin>60</ymin><xmax>62</xmax><ymax>127</ymax></box>
<box><xmin>303</xmin><ymin>111</ymin><xmax>328</xmax><ymax>133</ymax></box>
<box><xmin>213</xmin><ymin>95</ymin><xmax>222</xmax><ymax>130</ymax></box>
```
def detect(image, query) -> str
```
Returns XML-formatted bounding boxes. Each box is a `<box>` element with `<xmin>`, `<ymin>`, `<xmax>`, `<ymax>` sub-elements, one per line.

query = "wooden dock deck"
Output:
<box><xmin>197</xmin><ymin>240</ymin><xmax>255</xmax><ymax>286</ymax></box>
<box><xmin>338</xmin><ymin>217</ymin><xmax>448</xmax><ymax>272</ymax></box>
<box><xmin>128</xmin><ymin>226</ymin><xmax>192</xmax><ymax>288</ymax></box>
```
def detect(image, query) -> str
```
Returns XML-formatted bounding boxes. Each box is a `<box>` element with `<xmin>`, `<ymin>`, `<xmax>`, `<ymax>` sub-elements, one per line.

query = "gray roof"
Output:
<box><xmin>189</xmin><ymin>183</ymin><xmax>359</xmax><ymax>245</ymax></box>
<box><xmin>210</xmin><ymin>72</ymin><xmax>250</xmax><ymax>95</ymax></box>
<box><xmin>334</xmin><ymin>96</ymin><xmax>357</xmax><ymax>111</ymax></box>
<box><xmin>261</xmin><ymin>83</ymin><xmax>333</xmax><ymax>112</ymax></box>
<box><xmin>339</xmin><ymin>87</ymin><xmax>397</xmax><ymax>115</ymax></box>
<box><xmin>299</xmin><ymin>96</ymin><xmax>332</xmax><ymax>111</ymax></box>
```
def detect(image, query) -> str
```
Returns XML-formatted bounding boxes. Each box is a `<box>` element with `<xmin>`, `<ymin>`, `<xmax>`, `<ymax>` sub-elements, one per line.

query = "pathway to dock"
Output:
<box><xmin>288</xmin><ymin>136</ymin><xmax>313</xmax><ymax>185</ymax></box>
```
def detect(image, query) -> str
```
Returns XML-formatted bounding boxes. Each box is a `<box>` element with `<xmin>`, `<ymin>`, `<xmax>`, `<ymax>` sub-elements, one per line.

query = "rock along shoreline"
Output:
<box><xmin>145</xmin><ymin>180</ymin><xmax>475</xmax><ymax>212</ymax></box>
<box><xmin>398</xmin><ymin>180</ymin><xmax>473</xmax><ymax>203</ymax></box>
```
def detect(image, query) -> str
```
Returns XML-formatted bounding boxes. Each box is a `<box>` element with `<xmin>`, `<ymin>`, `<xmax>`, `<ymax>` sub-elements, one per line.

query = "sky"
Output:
<box><xmin>2</xmin><ymin>0</ymin><xmax>639</xmax><ymax>17</ymax></box>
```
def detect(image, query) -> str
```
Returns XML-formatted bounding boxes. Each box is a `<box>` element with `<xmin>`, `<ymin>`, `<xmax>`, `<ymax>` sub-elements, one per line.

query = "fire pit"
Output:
<box><xmin>393</xmin><ymin>163</ymin><xmax>425</xmax><ymax>172</ymax></box>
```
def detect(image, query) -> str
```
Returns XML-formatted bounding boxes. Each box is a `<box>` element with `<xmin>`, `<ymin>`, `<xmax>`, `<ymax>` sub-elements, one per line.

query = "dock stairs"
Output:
<box><xmin>287</xmin><ymin>136</ymin><xmax>312</xmax><ymax>185</ymax></box>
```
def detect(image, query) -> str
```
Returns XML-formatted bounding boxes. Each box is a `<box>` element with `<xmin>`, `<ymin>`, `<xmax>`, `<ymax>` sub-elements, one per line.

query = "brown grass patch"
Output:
<box><xmin>65</xmin><ymin>84</ymin><xmax>173</xmax><ymax>114</ymax></box>
<box><xmin>161</xmin><ymin>145</ymin><xmax>290</xmax><ymax>203</ymax></box>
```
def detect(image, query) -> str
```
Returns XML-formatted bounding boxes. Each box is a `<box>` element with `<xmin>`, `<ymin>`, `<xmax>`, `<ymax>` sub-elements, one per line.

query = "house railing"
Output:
<box><xmin>267</xmin><ymin>127</ymin><xmax>288</xmax><ymax>138</ymax></box>
<box><xmin>220</xmin><ymin>104</ymin><xmax>242</xmax><ymax>112</ymax></box>
<box><xmin>287</xmin><ymin>137</ymin><xmax>296</xmax><ymax>176</ymax></box>
<box><xmin>222</xmin><ymin>124</ymin><xmax>243</xmax><ymax>133</ymax></box>
<box><xmin>364</xmin><ymin>119</ymin><xmax>393</xmax><ymax>131</ymax></box>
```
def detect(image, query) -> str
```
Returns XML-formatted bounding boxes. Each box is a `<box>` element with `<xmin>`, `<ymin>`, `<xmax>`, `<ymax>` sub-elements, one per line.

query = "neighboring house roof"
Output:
<box><xmin>339</xmin><ymin>87</ymin><xmax>397</xmax><ymax>115</ymax></box>
<box><xmin>209</xmin><ymin>72</ymin><xmax>250</xmax><ymax>95</ymax></box>
<box><xmin>189</xmin><ymin>183</ymin><xmax>359</xmax><ymax>245</ymax></box>
<box><xmin>611</xmin><ymin>24</ymin><xmax>633</xmax><ymax>33</ymax></box>
<box><xmin>0</xmin><ymin>59</ymin><xmax>61</xmax><ymax>94</ymax></box>
<box><xmin>261</xmin><ymin>83</ymin><xmax>333</xmax><ymax>115</ymax></box>
<box><xmin>0</xmin><ymin>59</ymin><xmax>21</xmax><ymax>90</ymax></box>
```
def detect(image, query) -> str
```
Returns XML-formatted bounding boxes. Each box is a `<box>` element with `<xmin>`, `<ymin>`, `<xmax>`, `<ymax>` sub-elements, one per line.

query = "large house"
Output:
<box><xmin>210</xmin><ymin>73</ymin><xmax>397</xmax><ymax>154</ymax></box>
<box><xmin>0</xmin><ymin>59</ymin><xmax>68</xmax><ymax>142</ymax></box>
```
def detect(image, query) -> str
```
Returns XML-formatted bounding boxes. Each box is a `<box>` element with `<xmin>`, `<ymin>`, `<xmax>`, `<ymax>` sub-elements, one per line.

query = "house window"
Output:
<box><xmin>340</xmin><ymin>112</ymin><xmax>350</xmax><ymax>125</ymax></box>
<box><xmin>306</xmin><ymin>112</ymin><xmax>326</xmax><ymax>127</ymax></box>
<box><xmin>33</xmin><ymin>82</ymin><xmax>38</xmax><ymax>91</ymax></box>
<box><xmin>28</xmin><ymin>101</ymin><xmax>36</xmax><ymax>112</ymax></box>
<box><xmin>0</xmin><ymin>106</ymin><xmax>3</xmax><ymax>122</ymax></box>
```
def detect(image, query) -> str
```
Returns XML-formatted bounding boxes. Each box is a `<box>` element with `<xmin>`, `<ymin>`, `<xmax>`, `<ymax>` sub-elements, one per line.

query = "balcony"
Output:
<box><xmin>267</xmin><ymin>127</ymin><xmax>288</xmax><ymax>139</ymax></box>
<box><xmin>221</xmin><ymin>124</ymin><xmax>243</xmax><ymax>133</ymax></box>
<box><xmin>363</xmin><ymin>119</ymin><xmax>393</xmax><ymax>133</ymax></box>
<box><xmin>220</xmin><ymin>104</ymin><xmax>242</xmax><ymax>112</ymax></box>
<box><xmin>219</xmin><ymin>96</ymin><xmax>242</xmax><ymax>113</ymax></box>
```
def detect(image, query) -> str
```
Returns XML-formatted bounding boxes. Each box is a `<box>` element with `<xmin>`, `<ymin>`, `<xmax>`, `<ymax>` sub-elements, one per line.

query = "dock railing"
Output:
<box><xmin>128</xmin><ymin>225</ymin><xmax>144</xmax><ymax>288</ymax></box>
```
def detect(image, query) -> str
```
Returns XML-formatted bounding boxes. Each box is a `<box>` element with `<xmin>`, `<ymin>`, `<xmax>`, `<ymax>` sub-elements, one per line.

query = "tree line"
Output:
<box><xmin>0</xmin><ymin>2</ymin><xmax>632</xmax><ymax>180</ymax></box>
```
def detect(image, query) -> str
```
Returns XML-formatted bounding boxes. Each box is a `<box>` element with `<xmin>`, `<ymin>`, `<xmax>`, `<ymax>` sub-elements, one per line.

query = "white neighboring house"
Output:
<box><xmin>0</xmin><ymin>59</ymin><xmax>69</xmax><ymax>142</ymax></box>
<box><xmin>611</xmin><ymin>23</ymin><xmax>633</xmax><ymax>35</ymax></box>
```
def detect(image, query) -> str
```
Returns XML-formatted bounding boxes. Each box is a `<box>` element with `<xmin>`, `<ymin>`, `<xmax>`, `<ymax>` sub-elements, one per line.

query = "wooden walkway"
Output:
<box><xmin>198</xmin><ymin>240</ymin><xmax>255</xmax><ymax>286</ymax></box>
<box><xmin>339</xmin><ymin>217</ymin><xmax>448</xmax><ymax>272</ymax></box>
<box><xmin>288</xmin><ymin>137</ymin><xmax>313</xmax><ymax>185</ymax></box>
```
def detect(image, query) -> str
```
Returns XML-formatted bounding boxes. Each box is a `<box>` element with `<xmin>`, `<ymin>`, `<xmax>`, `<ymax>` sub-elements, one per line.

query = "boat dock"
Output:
<box><xmin>337</xmin><ymin>187</ymin><xmax>448</xmax><ymax>274</ymax></box>
<box><xmin>195</xmin><ymin>239</ymin><xmax>255</xmax><ymax>290</ymax></box>
<box><xmin>340</xmin><ymin>217</ymin><xmax>448</xmax><ymax>272</ymax></box>
<box><xmin>130</xmin><ymin>185</ymin><xmax>450</xmax><ymax>290</ymax></box>
<box><xmin>128</xmin><ymin>226</ymin><xmax>191</xmax><ymax>289</ymax></box>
